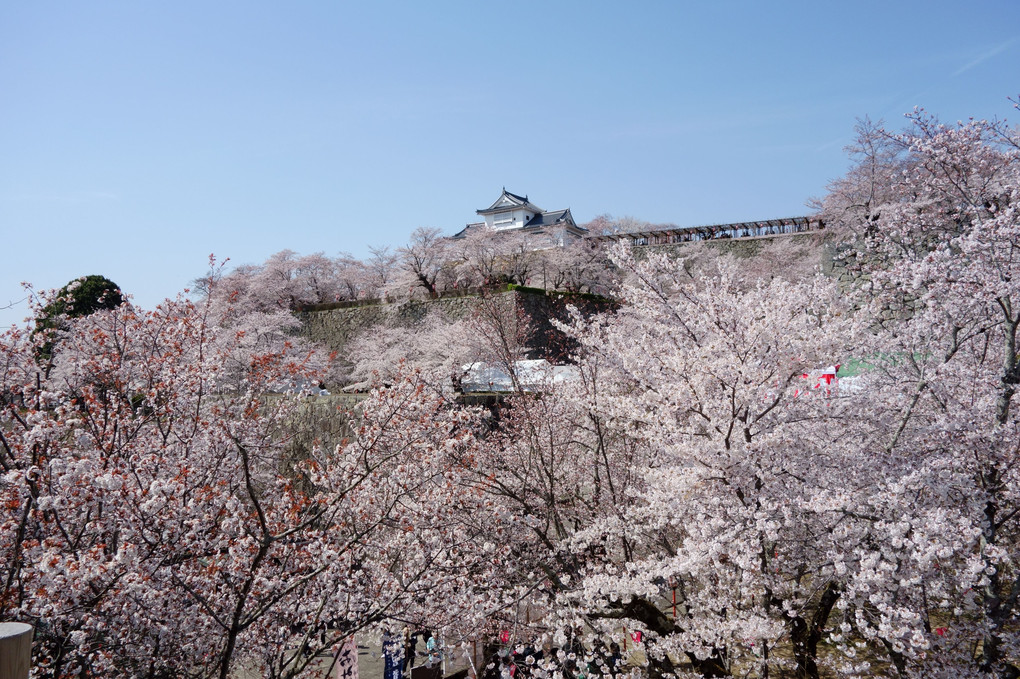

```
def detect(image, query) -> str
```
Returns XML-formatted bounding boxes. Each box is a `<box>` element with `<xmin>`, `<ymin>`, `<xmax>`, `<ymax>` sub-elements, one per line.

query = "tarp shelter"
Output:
<box><xmin>459</xmin><ymin>359</ymin><xmax>578</xmax><ymax>393</ymax></box>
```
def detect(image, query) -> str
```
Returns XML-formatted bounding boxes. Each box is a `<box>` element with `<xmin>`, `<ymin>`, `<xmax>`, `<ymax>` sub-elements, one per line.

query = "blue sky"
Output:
<box><xmin>1</xmin><ymin>1</ymin><xmax>1017</xmax><ymax>327</ymax></box>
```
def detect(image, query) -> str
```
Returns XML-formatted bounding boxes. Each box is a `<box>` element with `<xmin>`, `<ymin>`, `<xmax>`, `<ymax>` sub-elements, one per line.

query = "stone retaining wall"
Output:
<box><xmin>298</xmin><ymin>233</ymin><xmax>849</xmax><ymax>380</ymax></box>
<box><xmin>297</xmin><ymin>290</ymin><xmax>615</xmax><ymax>368</ymax></box>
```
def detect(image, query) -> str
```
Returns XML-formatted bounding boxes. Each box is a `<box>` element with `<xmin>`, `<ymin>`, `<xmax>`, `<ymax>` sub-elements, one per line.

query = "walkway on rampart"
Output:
<box><xmin>587</xmin><ymin>215</ymin><xmax>823</xmax><ymax>247</ymax></box>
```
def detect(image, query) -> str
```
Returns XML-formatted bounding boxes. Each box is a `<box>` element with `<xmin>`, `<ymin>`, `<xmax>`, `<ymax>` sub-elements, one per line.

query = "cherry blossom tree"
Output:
<box><xmin>399</xmin><ymin>227</ymin><xmax>453</xmax><ymax>298</ymax></box>
<box><xmin>293</xmin><ymin>252</ymin><xmax>343</xmax><ymax>302</ymax></box>
<box><xmin>206</xmin><ymin>249</ymin><xmax>378</xmax><ymax>313</ymax></box>
<box><xmin>3</xmin><ymin>291</ymin><xmax>330</xmax><ymax>677</ymax></box>
<box><xmin>524</xmin><ymin>108</ymin><xmax>1020</xmax><ymax>679</ymax></box>
<box><xmin>816</xmin><ymin>108</ymin><xmax>1020</xmax><ymax>678</ymax></box>
<box><xmin>404</xmin><ymin>242</ymin><xmax>856</xmax><ymax>678</ymax></box>
<box><xmin>535</xmin><ymin>248</ymin><xmax>858</xmax><ymax>678</ymax></box>
<box><xmin>463</xmin><ymin>109</ymin><xmax>1020</xmax><ymax>679</ymax></box>
<box><xmin>811</xmin><ymin>117</ymin><xmax>907</xmax><ymax>240</ymax></box>
<box><xmin>344</xmin><ymin>312</ymin><xmax>480</xmax><ymax>391</ymax></box>
<box><xmin>448</xmin><ymin>226</ymin><xmax>539</xmax><ymax>289</ymax></box>
<box><xmin>0</xmin><ymin>284</ymin><xmax>496</xmax><ymax>679</ymax></box>
<box><xmin>333</xmin><ymin>252</ymin><xmax>372</xmax><ymax>301</ymax></box>
<box><xmin>580</xmin><ymin>215</ymin><xmax>652</xmax><ymax>236</ymax></box>
<box><xmin>365</xmin><ymin>246</ymin><xmax>400</xmax><ymax>298</ymax></box>
<box><xmin>537</xmin><ymin>238</ymin><xmax>616</xmax><ymax>295</ymax></box>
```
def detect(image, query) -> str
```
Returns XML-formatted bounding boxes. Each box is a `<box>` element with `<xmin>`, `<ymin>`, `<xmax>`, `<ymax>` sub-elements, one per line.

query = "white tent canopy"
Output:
<box><xmin>459</xmin><ymin>359</ymin><xmax>578</xmax><ymax>393</ymax></box>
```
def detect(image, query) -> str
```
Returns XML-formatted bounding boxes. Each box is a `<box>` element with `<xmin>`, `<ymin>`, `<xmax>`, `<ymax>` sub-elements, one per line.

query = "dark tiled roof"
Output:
<box><xmin>526</xmin><ymin>222</ymin><xmax>589</xmax><ymax>237</ymax></box>
<box><xmin>503</xmin><ymin>189</ymin><xmax>529</xmax><ymax>204</ymax></box>
<box><xmin>450</xmin><ymin>215</ymin><xmax>587</xmax><ymax>240</ymax></box>
<box><xmin>450</xmin><ymin>222</ymin><xmax>484</xmax><ymax>239</ymax></box>
<box><xmin>524</xmin><ymin>208</ymin><xmax>575</xmax><ymax>228</ymax></box>
<box><xmin>477</xmin><ymin>189</ymin><xmax>545</xmax><ymax>215</ymax></box>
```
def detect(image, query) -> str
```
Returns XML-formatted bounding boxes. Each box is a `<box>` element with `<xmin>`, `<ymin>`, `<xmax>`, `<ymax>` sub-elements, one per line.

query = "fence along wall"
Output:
<box><xmin>588</xmin><ymin>215</ymin><xmax>824</xmax><ymax>246</ymax></box>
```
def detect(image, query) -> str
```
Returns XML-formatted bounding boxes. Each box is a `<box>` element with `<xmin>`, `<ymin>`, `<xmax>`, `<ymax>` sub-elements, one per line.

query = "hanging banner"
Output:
<box><xmin>336</xmin><ymin>637</ymin><xmax>360</xmax><ymax>679</ymax></box>
<box><xmin>383</xmin><ymin>632</ymin><xmax>403</xmax><ymax>679</ymax></box>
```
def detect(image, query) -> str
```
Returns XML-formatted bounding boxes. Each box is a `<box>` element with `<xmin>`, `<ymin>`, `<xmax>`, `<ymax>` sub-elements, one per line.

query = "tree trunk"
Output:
<box><xmin>604</xmin><ymin>597</ymin><xmax>730</xmax><ymax>678</ymax></box>
<box><xmin>788</xmin><ymin>582</ymin><xmax>840</xmax><ymax>679</ymax></box>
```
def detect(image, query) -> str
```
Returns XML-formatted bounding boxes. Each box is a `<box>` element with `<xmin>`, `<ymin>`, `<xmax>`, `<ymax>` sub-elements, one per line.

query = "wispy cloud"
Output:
<box><xmin>813</xmin><ymin>137</ymin><xmax>847</xmax><ymax>153</ymax></box>
<box><xmin>607</xmin><ymin>104</ymin><xmax>820</xmax><ymax>140</ymax></box>
<box><xmin>881</xmin><ymin>91</ymin><xmax>929</xmax><ymax>121</ymax></box>
<box><xmin>953</xmin><ymin>38</ymin><xmax>1018</xmax><ymax>76</ymax></box>
<box><xmin>752</xmin><ymin>137</ymin><xmax>848</xmax><ymax>155</ymax></box>
<box><xmin>0</xmin><ymin>191</ymin><xmax>121</xmax><ymax>203</ymax></box>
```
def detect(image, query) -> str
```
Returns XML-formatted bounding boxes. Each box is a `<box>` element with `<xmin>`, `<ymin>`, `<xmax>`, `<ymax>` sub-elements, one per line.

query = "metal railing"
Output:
<box><xmin>587</xmin><ymin>216</ymin><xmax>824</xmax><ymax>246</ymax></box>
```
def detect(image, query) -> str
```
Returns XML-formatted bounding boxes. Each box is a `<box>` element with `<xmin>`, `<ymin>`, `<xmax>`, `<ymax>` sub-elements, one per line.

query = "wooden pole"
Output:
<box><xmin>0</xmin><ymin>623</ymin><xmax>33</xmax><ymax>679</ymax></box>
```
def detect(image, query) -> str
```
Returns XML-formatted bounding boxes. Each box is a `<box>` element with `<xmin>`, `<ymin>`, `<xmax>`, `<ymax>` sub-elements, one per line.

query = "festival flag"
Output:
<box><xmin>336</xmin><ymin>637</ymin><xmax>360</xmax><ymax>679</ymax></box>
